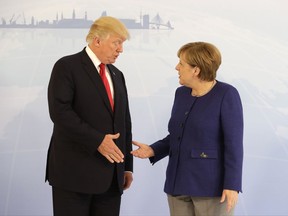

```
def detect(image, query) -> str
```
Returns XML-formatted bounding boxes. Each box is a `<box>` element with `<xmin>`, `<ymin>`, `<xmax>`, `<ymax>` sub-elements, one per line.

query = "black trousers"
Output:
<box><xmin>52</xmin><ymin>172</ymin><xmax>121</xmax><ymax>216</ymax></box>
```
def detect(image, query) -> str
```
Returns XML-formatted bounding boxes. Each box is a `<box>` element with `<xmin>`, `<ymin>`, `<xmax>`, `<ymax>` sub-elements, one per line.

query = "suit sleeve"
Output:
<box><xmin>48</xmin><ymin>58</ymin><xmax>104</xmax><ymax>154</ymax></box>
<box><xmin>149</xmin><ymin>135</ymin><xmax>170</xmax><ymax>164</ymax></box>
<box><xmin>121</xmin><ymin>73</ymin><xmax>133</xmax><ymax>172</ymax></box>
<box><xmin>221</xmin><ymin>86</ymin><xmax>244</xmax><ymax>192</ymax></box>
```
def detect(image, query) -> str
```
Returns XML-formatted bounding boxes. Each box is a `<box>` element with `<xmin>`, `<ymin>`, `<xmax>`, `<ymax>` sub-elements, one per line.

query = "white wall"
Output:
<box><xmin>0</xmin><ymin>0</ymin><xmax>288</xmax><ymax>215</ymax></box>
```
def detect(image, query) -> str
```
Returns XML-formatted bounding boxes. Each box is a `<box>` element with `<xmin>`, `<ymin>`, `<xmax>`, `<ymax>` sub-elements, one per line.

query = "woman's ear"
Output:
<box><xmin>193</xmin><ymin>66</ymin><xmax>200</xmax><ymax>76</ymax></box>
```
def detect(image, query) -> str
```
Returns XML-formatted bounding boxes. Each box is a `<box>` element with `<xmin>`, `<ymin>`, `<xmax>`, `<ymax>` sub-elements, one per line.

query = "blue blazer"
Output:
<box><xmin>46</xmin><ymin>48</ymin><xmax>133</xmax><ymax>194</ymax></box>
<box><xmin>150</xmin><ymin>81</ymin><xmax>243</xmax><ymax>197</ymax></box>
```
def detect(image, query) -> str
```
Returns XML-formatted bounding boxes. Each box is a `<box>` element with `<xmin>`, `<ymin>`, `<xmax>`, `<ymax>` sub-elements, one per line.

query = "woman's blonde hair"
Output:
<box><xmin>86</xmin><ymin>16</ymin><xmax>130</xmax><ymax>44</ymax></box>
<box><xmin>177</xmin><ymin>42</ymin><xmax>222</xmax><ymax>81</ymax></box>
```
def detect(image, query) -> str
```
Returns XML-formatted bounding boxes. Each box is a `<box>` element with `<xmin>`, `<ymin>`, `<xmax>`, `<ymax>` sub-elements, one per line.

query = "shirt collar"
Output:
<box><xmin>85</xmin><ymin>45</ymin><xmax>101</xmax><ymax>71</ymax></box>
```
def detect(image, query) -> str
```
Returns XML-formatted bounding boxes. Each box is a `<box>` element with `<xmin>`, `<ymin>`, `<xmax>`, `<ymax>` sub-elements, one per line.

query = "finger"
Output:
<box><xmin>220</xmin><ymin>193</ymin><xmax>226</xmax><ymax>203</ymax></box>
<box><xmin>226</xmin><ymin>203</ymin><xmax>233</xmax><ymax>213</ymax></box>
<box><xmin>226</xmin><ymin>206</ymin><xmax>231</xmax><ymax>213</ymax></box>
<box><xmin>106</xmin><ymin>154</ymin><xmax>115</xmax><ymax>163</ymax></box>
<box><xmin>109</xmin><ymin>153</ymin><xmax>122</xmax><ymax>163</ymax></box>
<box><xmin>110</xmin><ymin>133</ymin><xmax>120</xmax><ymax>139</ymax></box>
<box><xmin>132</xmin><ymin>141</ymin><xmax>141</xmax><ymax>147</ymax></box>
<box><xmin>113</xmin><ymin>147</ymin><xmax>124</xmax><ymax>160</ymax></box>
<box><xmin>131</xmin><ymin>150</ymin><xmax>145</xmax><ymax>158</ymax></box>
<box><xmin>107</xmin><ymin>152</ymin><xmax>124</xmax><ymax>163</ymax></box>
<box><xmin>130</xmin><ymin>150</ymin><xmax>138</xmax><ymax>157</ymax></box>
<box><xmin>106</xmin><ymin>144</ymin><xmax>124</xmax><ymax>162</ymax></box>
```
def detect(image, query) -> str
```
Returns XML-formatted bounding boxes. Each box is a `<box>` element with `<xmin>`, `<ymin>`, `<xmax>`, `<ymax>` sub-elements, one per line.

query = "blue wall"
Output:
<box><xmin>1</xmin><ymin>0</ymin><xmax>288</xmax><ymax>215</ymax></box>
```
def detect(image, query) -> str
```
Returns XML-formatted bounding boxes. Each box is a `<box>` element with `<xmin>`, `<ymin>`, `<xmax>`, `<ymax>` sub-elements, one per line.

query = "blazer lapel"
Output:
<box><xmin>107</xmin><ymin>65</ymin><xmax>119</xmax><ymax>114</ymax></box>
<box><xmin>80</xmin><ymin>50</ymin><xmax>113</xmax><ymax>115</ymax></box>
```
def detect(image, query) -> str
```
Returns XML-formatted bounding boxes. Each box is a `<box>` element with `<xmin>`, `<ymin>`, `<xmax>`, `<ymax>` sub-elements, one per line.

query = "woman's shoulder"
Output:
<box><xmin>216</xmin><ymin>80</ymin><xmax>238</xmax><ymax>92</ymax></box>
<box><xmin>174</xmin><ymin>86</ymin><xmax>191</xmax><ymax>97</ymax></box>
<box><xmin>215</xmin><ymin>80</ymin><xmax>241</xmax><ymax>99</ymax></box>
<box><xmin>176</xmin><ymin>85</ymin><xmax>191</xmax><ymax>93</ymax></box>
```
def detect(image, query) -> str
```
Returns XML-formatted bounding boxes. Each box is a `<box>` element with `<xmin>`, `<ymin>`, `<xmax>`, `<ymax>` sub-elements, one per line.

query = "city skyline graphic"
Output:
<box><xmin>0</xmin><ymin>9</ymin><xmax>174</xmax><ymax>29</ymax></box>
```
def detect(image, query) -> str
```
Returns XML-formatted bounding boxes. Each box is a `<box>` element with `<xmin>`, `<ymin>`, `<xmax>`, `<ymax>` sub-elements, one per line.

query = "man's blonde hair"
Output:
<box><xmin>86</xmin><ymin>16</ymin><xmax>130</xmax><ymax>44</ymax></box>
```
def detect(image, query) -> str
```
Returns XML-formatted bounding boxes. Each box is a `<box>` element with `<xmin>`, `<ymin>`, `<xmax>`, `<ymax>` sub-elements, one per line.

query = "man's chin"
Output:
<box><xmin>108</xmin><ymin>59</ymin><xmax>116</xmax><ymax>64</ymax></box>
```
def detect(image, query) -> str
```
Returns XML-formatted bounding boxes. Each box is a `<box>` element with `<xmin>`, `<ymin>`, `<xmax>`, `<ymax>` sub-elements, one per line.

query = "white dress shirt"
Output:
<box><xmin>85</xmin><ymin>46</ymin><xmax>114</xmax><ymax>99</ymax></box>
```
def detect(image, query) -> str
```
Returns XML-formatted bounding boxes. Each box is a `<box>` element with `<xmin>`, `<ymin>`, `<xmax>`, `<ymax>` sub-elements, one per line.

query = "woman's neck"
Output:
<box><xmin>191</xmin><ymin>80</ymin><xmax>216</xmax><ymax>97</ymax></box>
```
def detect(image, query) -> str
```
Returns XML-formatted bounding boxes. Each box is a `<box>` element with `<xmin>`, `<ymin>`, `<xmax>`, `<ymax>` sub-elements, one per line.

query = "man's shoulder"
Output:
<box><xmin>52</xmin><ymin>49</ymin><xmax>87</xmax><ymax>73</ymax></box>
<box><xmin>58</xmin><ymin>49</ymin><xmax>85</xmax><ymax>62</ymax></box>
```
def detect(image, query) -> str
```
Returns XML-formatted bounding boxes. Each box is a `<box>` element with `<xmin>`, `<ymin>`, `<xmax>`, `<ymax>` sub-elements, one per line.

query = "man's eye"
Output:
<box><xmin>114</xmin><ymin>41</ymin><xmax>123</xmax><ymax>46</ymax></box>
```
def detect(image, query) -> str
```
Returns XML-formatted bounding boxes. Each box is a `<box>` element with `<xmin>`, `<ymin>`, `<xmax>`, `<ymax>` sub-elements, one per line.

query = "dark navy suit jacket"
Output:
<box><xmin>150</xmin><ymin>81</ymin><xmax>243</xmax><ymax>197</ymax></box>
<box><xmin>46</xmin><ymin>48</ymin><xmax>133</xmax><ymax>194</ymax></box>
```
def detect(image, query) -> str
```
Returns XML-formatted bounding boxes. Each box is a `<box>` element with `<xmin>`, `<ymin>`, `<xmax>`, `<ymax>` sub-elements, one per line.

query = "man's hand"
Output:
<box><xmin>97</xmin><ymin>133</ymin><xmax>124</xmax><ymax>163</ymax></box>
<box><xmin>123</xmin><ymin>172</ymin><xmax>133</xmax><ymax>190</ymax></box>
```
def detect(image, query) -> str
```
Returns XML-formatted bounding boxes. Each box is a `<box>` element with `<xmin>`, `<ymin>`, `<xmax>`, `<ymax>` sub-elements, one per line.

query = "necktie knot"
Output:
<box><xmin>99</xmin><ymin>63</ymin><xmax>106</xmax><ymax>76</ymax></box>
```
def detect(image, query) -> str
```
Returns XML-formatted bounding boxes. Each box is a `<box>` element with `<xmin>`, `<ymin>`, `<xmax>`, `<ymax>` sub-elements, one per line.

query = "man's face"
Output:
<box><xmin>95</xmin><ymin>34</ymin><xmax>125</xmax><ymax>64</ymax></box>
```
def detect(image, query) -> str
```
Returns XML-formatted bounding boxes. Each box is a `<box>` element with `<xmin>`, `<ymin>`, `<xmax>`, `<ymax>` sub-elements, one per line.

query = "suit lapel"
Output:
<box><xmin>80</xmin><ymin>50</ymin><xmax>113</xmax><ymax>115</ymax></box>
<box><xmin>107</xmin><ymin>64</ymin><xmax>120</xmax><ymax>115</ymax></box>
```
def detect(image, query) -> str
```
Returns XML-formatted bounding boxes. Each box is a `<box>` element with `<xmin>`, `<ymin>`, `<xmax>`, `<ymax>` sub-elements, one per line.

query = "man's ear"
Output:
<box><xmin>93</xmin><ymin>36</ymin><xmax>101</xmax><ymax>47</ymax></box>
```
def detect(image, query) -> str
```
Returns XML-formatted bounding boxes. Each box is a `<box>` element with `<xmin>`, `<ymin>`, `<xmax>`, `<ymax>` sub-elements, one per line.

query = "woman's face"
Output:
<box><xmin>175</xmin><ymin>55</ymin><xmax>198</xmax><ymax>87</ymax></box>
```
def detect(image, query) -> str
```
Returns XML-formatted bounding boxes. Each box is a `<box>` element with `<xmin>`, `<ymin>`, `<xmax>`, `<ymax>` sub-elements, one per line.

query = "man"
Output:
<box><xmin>46</xmin><ymin>16</ymin><xmax>133</xmax><ymax>216</ymax></box>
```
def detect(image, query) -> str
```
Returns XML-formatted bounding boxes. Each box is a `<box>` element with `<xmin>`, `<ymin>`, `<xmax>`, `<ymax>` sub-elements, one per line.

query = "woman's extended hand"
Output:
<box><xmin>131</xmin><ymin>140</ymin><xmax>155</xmax><ymax>158</ymax></box>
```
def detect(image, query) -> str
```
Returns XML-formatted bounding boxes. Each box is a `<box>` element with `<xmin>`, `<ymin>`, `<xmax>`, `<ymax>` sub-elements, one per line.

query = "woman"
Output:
<box><xmin>131</xmin><ymin>42</ymin><xmax>244</xmax><ymax>216</ymax></box>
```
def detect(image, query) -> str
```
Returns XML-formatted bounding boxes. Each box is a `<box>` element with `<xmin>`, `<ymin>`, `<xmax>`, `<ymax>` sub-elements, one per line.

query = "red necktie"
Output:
<box><xmin>99</xmin><ymin>63</ymin><xmax>114</xmax><ymax>110</ymax></box>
